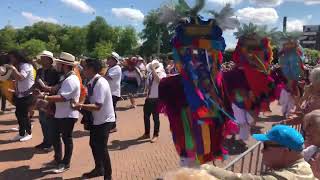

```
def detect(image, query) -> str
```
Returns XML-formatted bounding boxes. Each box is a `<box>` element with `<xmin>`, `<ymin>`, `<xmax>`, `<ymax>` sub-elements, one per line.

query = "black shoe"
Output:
<box><xmin>139</xmin><ymin>134</ymin><xmax>150</xmax><ymax>139</ymax></box>
<box><xmin>82</xmin><ymin>168</ymin><xmax>104</xmax><ymax>178</ymax></box>
<box><xmin>35</xmin><ymin>143</ymin><xmax>45</xmax><ymax>149</ymax></box>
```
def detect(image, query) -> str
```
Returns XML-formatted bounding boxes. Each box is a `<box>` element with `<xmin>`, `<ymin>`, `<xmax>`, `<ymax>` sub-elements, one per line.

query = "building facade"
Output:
<box><xmin>301</xmin><ymin>25</ymin><xmax>320</xmax><ymax>50</ymax></box>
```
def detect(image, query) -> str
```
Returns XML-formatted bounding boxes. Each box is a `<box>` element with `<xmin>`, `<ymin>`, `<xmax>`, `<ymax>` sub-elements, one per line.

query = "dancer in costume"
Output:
<box><xmin>220</xmin><ymin>23</ymin><xmax>276</xmax><ymax>141</ymax></box>
<box><xmin>158</xmin><ymin>1</ymin><xmax>239</xmax><ymax>165</ymax></box>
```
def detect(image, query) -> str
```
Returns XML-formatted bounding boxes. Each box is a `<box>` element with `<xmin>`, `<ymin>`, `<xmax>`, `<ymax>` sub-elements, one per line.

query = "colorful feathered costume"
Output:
<box><xmin>158</xmin><ymin>2</ymin><xmax>239</xmax><ymax>165</ymax></box>
<box><xmin>221</xmin><ymin>23</ymin><xmax>275</xmax><ymax>113</ymax></box>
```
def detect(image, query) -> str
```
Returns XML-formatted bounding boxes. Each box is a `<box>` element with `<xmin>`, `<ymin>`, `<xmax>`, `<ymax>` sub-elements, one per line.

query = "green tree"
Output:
<box><xmin>115</xmin><ymin>26</ymin><xmax>138</xmax><ymax>56</ymax></box>
<box><xmin>19</xmin><ymin>39</ymin><xmax>46</xmax><ymax>58</ymax></box>
<box><xmin>0</xmin><ymin>25</ymin><xmax>17</xmax><ymax>52</ymax></box>
<box><xmin>304</xmin><ymin>48</ymin><xmax>320</xmax><ymax>65</ymax></box>
<box><xmin>47</xmin><ymin>35</ymin><xmax>60</xmax><ymax>53</ymax></box>
<box><xmin>92</xmin><ymin>41</ymin><xmax>113</xmax><ymax>59</ymax></box>
<box><xmin>60</xmin><ymin>26</ymin><xmax>87</xmax><ymax>56</ymax></box>
<box><xmin>86</xmin><ymin>16</ymin><xmax>115</xmax><ymax>52</ymax></box>
<box><xmin>139</xmin><ymin>10</ymin><xmax>173</xmax><ymax>57</ymax></box>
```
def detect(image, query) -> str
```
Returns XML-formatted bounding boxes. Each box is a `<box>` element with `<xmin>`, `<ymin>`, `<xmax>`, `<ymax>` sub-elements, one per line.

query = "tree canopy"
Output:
<box><xmin>0</xmin><ymin>16</ymin><xmax>139</xmax><ymax>60</ymax></box>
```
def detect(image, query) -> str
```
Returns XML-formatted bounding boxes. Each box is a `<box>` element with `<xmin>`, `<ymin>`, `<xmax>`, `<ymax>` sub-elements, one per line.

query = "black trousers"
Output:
<box><xmin>90</xmin><ymin>122</ymin><xmax>114</xmax><ymax>179</ymax></box>
<box><xmin>1</xmin><ymin>94</ymin><xmax>6</xmax><ymax>111</ymax></box>
<box><xmin>112</xmin><ymin>96</ymin><xmax>120</xmax><ymax>120</ymax></box>
<box><xmin>14</xmin><ymin>95</ymin><xmax>33</xmax><ymax>136</ymax></box>
<box><xmin>52</xmin><ymin>118</ymin><xmax>77</xmax><ymax>166</ymax></box>
<box><xmin>143</xmin><ymin>98</ymin><xmax>160</xmax><ymax>136</ymax></box>
<box><xmin>112</xmin><ymin>96</ymin><xmax>120</xmax><ymax>130</ymax></box>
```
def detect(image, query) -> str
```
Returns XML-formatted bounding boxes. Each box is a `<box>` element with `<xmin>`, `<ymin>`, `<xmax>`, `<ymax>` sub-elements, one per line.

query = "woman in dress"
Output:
<box><xmin>121</xmin><ymin>57</ymin><xmax>142</xmax><ymax>108</ymax></box>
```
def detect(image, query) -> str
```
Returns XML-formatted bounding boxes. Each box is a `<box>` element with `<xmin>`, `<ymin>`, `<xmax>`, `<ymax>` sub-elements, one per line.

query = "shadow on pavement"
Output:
<box><xmin>224</xmin><ymin>138</ymin><xmax>248</xmax><ymax>155</ymax></box>
<box><xmin>0</xmin><ymin>165</ymin><xmax>53</xmax><ymax>179</ymax></box>
<box><xmin>116</xmin><ymin>107</ymin><xmax>133</xmax><ymax>111</ymax></box>
<box><xmin>0</xmin><ymin>147</ymin><xmax>48</xmax><ymax>162</ymax></box>
<box><xmin>0</xmin><ymin>119</ymin><xmax>17</xmax><ymax>126</ymax></box>
<box><xmin>108</xmin><ymin>137</ymin><xmax>150</xmax><ymax>151</ymax></box>
<box><xmin>73</xmin><ymin>130</ymin><xmax>89</xmax><ymax>139</ymax></box>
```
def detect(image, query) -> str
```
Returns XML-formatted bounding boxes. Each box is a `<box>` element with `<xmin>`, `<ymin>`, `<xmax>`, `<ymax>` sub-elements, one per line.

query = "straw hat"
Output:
<box><xmin>0</xmin><ymin>66</ymin><xmax>12</xmax><ymax>81</ymax></box>
<box><xmin>37</xmin><ymin>50</ymin><xmax>55</xmax><ymax>64</ymax></box>
<box><xmin>55</xmin><ymin>52</ymin><xmax>77</xmax><ymax>66</ymax></box>
<box><xmin>110</xmin><ymin>52</ymin><xmax>121</xmax><ymax>63</ymax></box>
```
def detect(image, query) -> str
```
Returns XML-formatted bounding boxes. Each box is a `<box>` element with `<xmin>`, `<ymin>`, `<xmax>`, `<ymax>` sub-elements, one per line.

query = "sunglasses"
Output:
<box><xmin>263</xmin><ymin>143</ymin><xmax>285</xmax><ymax>150</ymax></box>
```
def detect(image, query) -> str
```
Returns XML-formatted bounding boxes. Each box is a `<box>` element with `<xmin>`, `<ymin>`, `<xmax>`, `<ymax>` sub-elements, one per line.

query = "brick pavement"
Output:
<box><xmin>0</xmin><ymin>98</ymin><xmax>281</xmax><ymax>180</ymax></box>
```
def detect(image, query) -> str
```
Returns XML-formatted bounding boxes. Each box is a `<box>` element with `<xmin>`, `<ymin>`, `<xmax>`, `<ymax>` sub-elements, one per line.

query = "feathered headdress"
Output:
<box><xmin>158</xmin><ymin>1</ymin><xmax>239</xmax><ymax>30</ymax></box>
<box><xmin>234</xmin><ymin>23</ymin><xmax>277</xmax><ymax>41</ymax></box>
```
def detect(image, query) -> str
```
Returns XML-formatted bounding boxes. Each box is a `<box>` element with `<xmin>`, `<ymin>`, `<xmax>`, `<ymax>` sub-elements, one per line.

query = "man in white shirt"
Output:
<box><xmin>105</xmin><ymin>52</ymin><xmax>122</xmax><ymax>133</ymax></box>
<box><xmin>141</xmin><ymin>60</ymin><xmax>166</xmax><ymax>143</ymax></box>
<box><xmin>5</xmin><ymin>50</ymin><xmax>35</xmax><ymax>142</ymax></box>
<box><xmin>73</xmin><ymin>58</ymin><xmax>115</xmax><ymax>180</ymax></box>
<box><xmin>38</xmin><ymin>52</ymin><xmax>80</xmax><ymax>173</ymax></box>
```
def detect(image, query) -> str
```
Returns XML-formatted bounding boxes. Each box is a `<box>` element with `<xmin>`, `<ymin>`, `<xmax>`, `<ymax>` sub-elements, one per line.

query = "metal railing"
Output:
<box><xmin>224</xmin><ymin>123</ymin><xmax>303</xmax><ymax>174</ymax></box>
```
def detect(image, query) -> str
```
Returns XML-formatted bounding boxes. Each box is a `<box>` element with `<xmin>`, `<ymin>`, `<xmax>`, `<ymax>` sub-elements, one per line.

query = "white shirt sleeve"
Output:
<box><xmin>92</xmin><ymin>80</ymin><xmax>107</xmax><ymax>105</ymax></box>
<box><xmin>59</xmin><ymin>78</ymin><xmax>76</xmax><ymax>100</ymax></box>
<box><xmin>108</xmin><ymin>66</ymin><xmax>121</xmax><ymax>80</ymax></box>
<box><xmin>20</xmin><ymin>63</ymin><xmax>32</xmax><ymax>79</ymax></box>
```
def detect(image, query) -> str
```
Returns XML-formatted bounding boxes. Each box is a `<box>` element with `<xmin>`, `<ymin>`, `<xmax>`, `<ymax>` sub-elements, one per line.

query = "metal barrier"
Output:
<box><xmin>224</xmin><ymin>123</ymin><xmax>303</xmax><ymax>174</ymax></box>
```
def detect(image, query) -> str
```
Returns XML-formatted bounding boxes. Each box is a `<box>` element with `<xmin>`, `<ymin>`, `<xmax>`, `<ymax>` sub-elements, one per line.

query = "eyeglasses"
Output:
<box><xmin>263</xmin><ymin>143</ymin><xmax>285</xmax><ymax>150</ymax></box>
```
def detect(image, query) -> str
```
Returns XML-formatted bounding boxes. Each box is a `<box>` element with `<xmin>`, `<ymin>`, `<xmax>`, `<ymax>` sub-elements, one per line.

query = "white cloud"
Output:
<box><xmin>236</xmin><ymin>7</ymin><xmax>279</xmax><ymax>25</ymax></box>
<box><xmin>111</xmin><ymin>8</ymin><xmax>144</xmax><ymax>22</ymax></box>
<box><xmin>21</xmin><ymin>12</ymin><xmax>58</xmax><ymax>24</ymax></box>
<box><xmin>304</xmin><ymin>0</ymin><xmax>320</xmax><ymax>5</ymax></box>
<box><xmin>224</xmin><ymin>29</ymin><xmax>237</xmax><ymax>49</ymax></box>
<box><xmin>249</xmin><ymin>0</ymin><xmax>283</xmax><ymax>7</ymax></box>
<box><xmin>207</xmin><ymin>0</ymin><xmax>243</xmax><ymax>5</ymax></box>
<box><xmin>287</xmin><ymin>19</ymin><xmax>304</xmax><ymax>31</ymax></box>
<box><xmin>60</xmin><ymin>0</ymin><xmax>95</xmax><ymax>14</ymax></box>
<box><xmin>287</xmin><ymin>15</ymin><xmax>312</xmax><ymax>32</ymax></box>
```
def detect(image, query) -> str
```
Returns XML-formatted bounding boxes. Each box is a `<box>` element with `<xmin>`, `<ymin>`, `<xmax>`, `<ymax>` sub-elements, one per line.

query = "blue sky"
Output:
<box><xmin>1</xmin><ymin>0</ymin><xmax>320</xmax><ymax>48</ymax></box>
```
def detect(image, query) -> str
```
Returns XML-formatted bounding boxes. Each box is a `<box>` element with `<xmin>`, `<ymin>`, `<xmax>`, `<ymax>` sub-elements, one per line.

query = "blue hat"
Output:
<box><xmin>252</xmin><ymin>125</ymin><xmax>304</xmax><ymax>151</ymax></box>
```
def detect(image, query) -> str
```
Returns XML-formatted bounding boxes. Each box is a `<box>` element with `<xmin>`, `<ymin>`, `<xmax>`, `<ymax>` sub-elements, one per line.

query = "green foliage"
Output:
<box><xmin>304</xmin><ymin>48</ymin><xmax>320</xmax><ymax>64</ymax></box>
<box><xmin>115</xmin><ymin>26</ymin><xmax>138</xmax><ymax>56</ymax></box>
<box><xmin>139</xmin><ymin>10</ymin><xmax>173</xmax><ymax>57</ymax></box>
<box><xmin>0</xmin><ymin>16</ymin><xmax>139</xmax><ymax>59</ymax></box>
<box><xmin>0</xmin><ymin>26</ymin><xmax>17</xmax><ymax>52</ymax></box>
<box><xmin>19</xmin><ymin>39</ymin><xmax>46</xmax><ymax>58</ymax></box>
<box><xmin>92</xmin><ymin>41</ymin><xmax>113</xmax><ymax>59</ymax></box>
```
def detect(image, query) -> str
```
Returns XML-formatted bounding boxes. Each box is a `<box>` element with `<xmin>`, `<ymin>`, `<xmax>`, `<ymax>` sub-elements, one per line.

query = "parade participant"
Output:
<box><xmin>105</xmin><ymin>52</ymin><xmax>122</xmax><ymax>133</ymax></box>
<box><xmin>122</xmin><ymin>57</ymin><xmax>142</xmax><ymax>108</ymax></box>
<box><xmin>5</xmin><ymin>50</ymin><xmax>35</xmax><ymax>142</ymax></box>
<box><xmin>38</xmin><ymin>52</ymin><xmax>80</xmax><ymax>173</ymax></box>
<box><xmin>201</xmin><ymin>125</ymin><xmax>316</xmax><ymax>179</ymax></box>
<box><xmin>303</xmin><ymin>110</ymin><xmax>320</xmax><ymax>178</ymax></box>
<box><xmin>278</xmin><ymin>81</ymin><xmax>295</xmax><ymax>118</ymax></box>
<box><xmin>72</xmin><ymin>58</ymin><xmax>115</xmax><ymax>180</ymax></box>
<box><xmin>34</xmin><ymin>50</ymin><xmax>60</xmax><ymax>151</ymax></box>
<box><xmin>158</xmin><ymin>2</ymin><xmax>240</xmax><ymax>165</ymax></box>
<box><xmin>141</xmin><ymin>60</ymin><xmax>166</xmax><ymax>143</ymax></box>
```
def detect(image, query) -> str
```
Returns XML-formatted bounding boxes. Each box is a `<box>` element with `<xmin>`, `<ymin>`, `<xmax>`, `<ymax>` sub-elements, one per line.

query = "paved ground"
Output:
<box><xmin>0</xmin><ymin>98</ymin><xmax>282</xmax><ymax>180</ymax></box>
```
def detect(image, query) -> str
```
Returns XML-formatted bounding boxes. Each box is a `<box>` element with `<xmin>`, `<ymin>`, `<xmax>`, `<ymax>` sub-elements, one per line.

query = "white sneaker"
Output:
<box><xmin>12</xmin><ymin>134</ymin><xmax>23</xmax><ymax>141</ymax></box>
<box><xmin>20</xmin><ymin>134</ymin><xmax>32</xmax><ymax>142</ymax></box>
<box><xmin>10</xmin><ymin>127</ymin><xmax>19</xmax><ymax>132</ymax></box>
